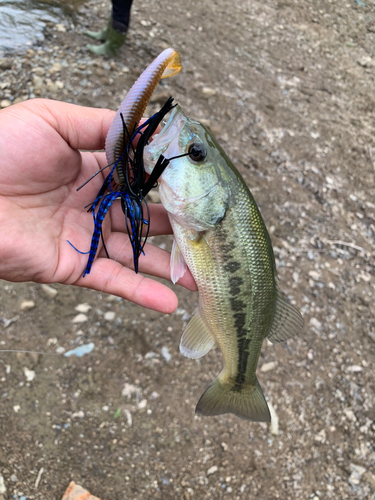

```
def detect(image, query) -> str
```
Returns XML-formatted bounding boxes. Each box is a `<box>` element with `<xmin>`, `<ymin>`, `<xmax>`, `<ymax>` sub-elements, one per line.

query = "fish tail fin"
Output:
<box><xmin>195</xmin><ymin>376</ymin><xmax>271</xmax><ymax>422</ymax></box>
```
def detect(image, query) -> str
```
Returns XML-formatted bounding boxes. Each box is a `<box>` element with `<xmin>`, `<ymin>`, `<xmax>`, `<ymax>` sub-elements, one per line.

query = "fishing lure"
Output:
<box><xmin>73</xmin><ymin>48</ymin><xmax>182</xmax><ymax>276</ymax></box>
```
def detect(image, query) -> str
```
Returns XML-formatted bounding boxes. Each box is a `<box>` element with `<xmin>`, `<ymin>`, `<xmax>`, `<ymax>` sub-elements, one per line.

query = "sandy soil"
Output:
<box><xmin>0</xmin><ymin>0</ymin><xmax>375</xmax><ymax>499</ymax></box>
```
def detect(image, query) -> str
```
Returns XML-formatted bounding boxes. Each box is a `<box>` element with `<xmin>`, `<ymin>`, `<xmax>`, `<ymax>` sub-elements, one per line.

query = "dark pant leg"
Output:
<box><xmin>111</xmin><ymin>0</ymin><xmax>134</xmax><ymax>32</ymax></box>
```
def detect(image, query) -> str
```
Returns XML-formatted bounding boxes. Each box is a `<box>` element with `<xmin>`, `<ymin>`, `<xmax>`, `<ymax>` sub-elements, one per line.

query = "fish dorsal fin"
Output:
<box><xmin>170</xmin><ymin>238</ymin><xmax>188</xmax><ymax>284</ymax></box>
<box><xmin>180</xmin><ymin>308</ymin><xmax>215</xmax><ymax>359</ymax></box>
<box><xmin>267</xmin><ymin>290</ymin><xmax>304</xmax><ymax>344</ymax></box>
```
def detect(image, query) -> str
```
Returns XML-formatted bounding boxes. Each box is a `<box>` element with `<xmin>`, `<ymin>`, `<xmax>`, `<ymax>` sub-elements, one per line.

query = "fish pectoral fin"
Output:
<box><xmin>170</xmin><ymin>238</ymin><xmax>188</xmax><ymax>284</ymax></box>
<box><xmin>196</xmin><ymin>376</ymin><xmax>271</xmax><ymax>422</ymax></box>
<box><xmin>267</xmin><ymin>289</ymin><xmax>304</xmax><ymax>344</ymax></box>
<box><xmin>180</xmin><ymin>308</ymin><xmax>215</xmax><ymax>359</ymax></box>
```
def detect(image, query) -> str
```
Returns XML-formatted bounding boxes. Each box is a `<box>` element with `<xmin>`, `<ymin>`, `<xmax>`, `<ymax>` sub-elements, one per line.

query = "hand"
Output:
<box><xmin>0</xmin><ymin>99</ymin><xmax>196</xmax><ymax>313</ymax></box>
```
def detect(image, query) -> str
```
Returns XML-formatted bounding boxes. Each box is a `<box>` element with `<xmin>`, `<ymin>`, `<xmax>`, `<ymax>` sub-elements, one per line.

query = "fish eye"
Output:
<box><xmin>188</xmin><ymin>143</ymin><xmax>207</xmax><ymax>163</ymax></box>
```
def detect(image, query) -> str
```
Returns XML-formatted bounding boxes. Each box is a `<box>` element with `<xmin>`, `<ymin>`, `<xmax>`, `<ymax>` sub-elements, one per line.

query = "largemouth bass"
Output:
<box><xmin>145</xmin><ymin>106</ymin><xmax>304</xmax><ymax>422</ymax></box>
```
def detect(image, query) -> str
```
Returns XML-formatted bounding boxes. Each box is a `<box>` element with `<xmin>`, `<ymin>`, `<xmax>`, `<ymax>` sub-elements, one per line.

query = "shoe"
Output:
<box><xmin>84</xmin><ymin>18</ymin><xmax>111</xmax><ymax>42</ymax></box>
<box><xmin>86</xmin><ymin>25</ymin><xmax>126</xmax><ymax>57</ymax></box>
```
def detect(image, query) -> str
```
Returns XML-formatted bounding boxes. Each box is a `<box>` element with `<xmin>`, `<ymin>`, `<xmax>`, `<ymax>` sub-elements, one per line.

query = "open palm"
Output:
<box><xmin>0</xmin><ymin>99</ymin><xmax>195</xmax><ymax>313</ymax></box>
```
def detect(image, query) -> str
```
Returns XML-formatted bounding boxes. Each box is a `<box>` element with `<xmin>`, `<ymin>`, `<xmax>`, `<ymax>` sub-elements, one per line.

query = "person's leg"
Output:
<box><xmin>85</xmin><ymin>0</ymin><xmax>134</xmax><ymax>56</ymax></box>
<box><xmin>111</xmin><ymin>0</ymin><xmax>133</xmax><ymax>33</ymax></box>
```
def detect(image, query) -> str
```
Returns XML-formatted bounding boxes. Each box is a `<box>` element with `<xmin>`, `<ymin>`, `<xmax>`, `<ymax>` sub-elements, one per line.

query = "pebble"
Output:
<box><xmin>23</xmin><ymin>367</ymin><xmax>35</xmax><ymax>382</ymax></box>
<box><xmin>0</xmin><ymin>474</ymin><xmax>6</xmax><ymax>494</ymax></box>
<box><xmin>268</xmin><ymin>402</ymin><xmax>279</xmax><ymax>435</ymax></box>
<box><xmin>40</xmin><ymin>284</ymin><xmax>58</xmax><ymax>298</ymax></box>
<box><xmin>55</xmin><ymin>346</ymin><xmax>66</xmax><ymax>354</ymax></box>
<box><xmin>10</xmin><ymin>474</ymin><xmax>17</xmax><ymax>482</ymax></box>
<box><xmin>64</xmin><ymin>343</ymin><xmax>95</xmax><ymax>357</ymax></box>
<box><xmin>161</xmin><ymin>346</ymin><xmax>171</xmax><ymax>362</ymax></box>
<box><xmin>0</xmin><ymin>100</ymin><xmax>11</xmax><ymax>108</ymax></box>
<box><xmin>138</xmin><ymin>399</ymin><xmax>147</xmax><ymax>409</ymax></box>
<box><xmin>104</xmin><ymin>311</ymin><xmax>116</xmax><ymax>321</ymax></box>
<box><xmin>260</xmin><ymin>361</ymin><xmax>277</xmax><ymax>372</ymax></box>
<box><xmin>122</xmin><ymin>383</ymin><xmax>140</xmax><ymax>398</ymax></box>
<box><xmin>0</xmin><ymin>58</ymin><xmax>12</xmax><ymax>70</ymax></box>
<box><xmin>20</xmin><ymin>300</ymin><xmax>36</xmax><ymax>311</ymax></box>
<box><xmin>55</xmin><ymin>23</ymin><xmax>66</xmax><ymax>32</ymax></box>
<box><xmin>347</xmin><ymin>365</ymin><xmax>363</xmax><ymax>372</ymax></box>
<box><xmin>71</xmin><ymin>313</ymin><xmax>88</xmax><ymax>323</ymax></box>
<box><xmin>71</xmin><ymin>410</ymin><xmax>85</xmax><ymax>418</ymax></box>
<box><xmin>13</xmin><ymin>405</ymin><xmax>20</xmax><ymax>413</ymax></box>
<box><xmin>349</xmin><ymin>463</ymin><xmax>366</xmax><ymax>485</ymax></box>
<box><xmin>309</xmin><ymin>317</ymin><xmax>322</xmax><ymax>330</ymax></box>
<box><xmin>201</xmin><ymin>87</ymin><xmax>216</xmax><ymax>97</ymax></box>
<box><xmin>207</xmin><ymin>465</ymin><xmax>218</xmax><ymax>476</ymax></box>
<box><xmin>75</xmin><ymin>303</ymin><xmax>91</xmax><ymax>314</ymax></box>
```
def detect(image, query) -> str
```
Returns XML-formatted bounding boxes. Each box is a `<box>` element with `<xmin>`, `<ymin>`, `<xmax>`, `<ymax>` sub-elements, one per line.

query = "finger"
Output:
<box><xmin>74</xmin><ymin>258</ymin><xmax>179</xmax><ymax>313</ymax></box>
<box><xmin>26</xmin><ymin>99</ymin><xmax>150</xmax><ymax>153</ymax></box>
<box><xmin>97</xmin><ymin>232</ymin><xmax>197</xmax><ymax>291</ymax></box>
<box><xmin>110</xmin><ymin>202</ymin><xmax>173</xmax><ymax>236</ymax></box>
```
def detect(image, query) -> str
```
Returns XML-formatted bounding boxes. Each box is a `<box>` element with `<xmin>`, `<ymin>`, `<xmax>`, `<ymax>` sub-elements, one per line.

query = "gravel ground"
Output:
<box><xmin>0</xmin><ymin>0</ymin><xmax>375</xmax><ymax>499</ymax></box>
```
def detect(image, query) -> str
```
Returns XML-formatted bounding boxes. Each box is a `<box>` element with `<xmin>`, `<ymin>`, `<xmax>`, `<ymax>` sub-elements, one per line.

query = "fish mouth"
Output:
<box><xmin>144</xmin><ymin>105</ymin><xmax>183</xmax><ymax>174</ymax></box>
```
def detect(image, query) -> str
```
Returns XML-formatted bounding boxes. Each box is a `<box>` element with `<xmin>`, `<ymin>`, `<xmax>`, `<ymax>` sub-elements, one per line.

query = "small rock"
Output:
<box><xmin>0</xmin><ymin>473</ymin><xmax>6</xmax><ymax>494</ymax></box>
<box><xmin>71</xmin><ymin>410</ymin><xmax>85</xmax><ymax>418</ymax></box>
<box><xmin>20</xmin><ymin>300</ymin><xmax>35</xmax><ymax>311</ymax></box>
<box><xmin>71</xmin><ymin>313</ymin><xmax>88</xmax><ymax>323</ymax></box>
<box><xmin>32</xmin><ymin>75</ymin><xmax>44</xmax><ymax>88</ymax></box>
<box><xmin>347</xmin><ymin>365</ymin><xmax>363</xmax><ymax>373</ymax></box>
<box><xmin>104</xmin><ymin>311</ymin><xmax>116</xmax><ymax>321</ymax></box>
<box><xmin>55</xmin><ymin>346</ymin><xmax>66</xmax><ymax>354</ymax></box>
<box><xmin>138</xmin><ymin>399</ymin><xmax>147</xmax><ymax>409</ymax></box>
<box><xmin>349</xmin><ymin>464</ymin><xmax>366</xmax><ymax>485</ymax></box>
<box><xmin>13</xmin><ymin>405</ymin><xmax>20</xmax><ymax>413</ymax></box>
<box><xmin>0</xmin><ymin>58</ymin><xmax>12</xmax><ymax>70</ymax></box>
<box><xmin>64</xmin><ymin>343</ymin><xmax>94</xmax><ymax>357</ymax></box>
<box><xmin>55</xmin><ymin>23</ymin><xmax>66</xmax><ymax>32</ymax></box>
<box><xmin>40</xmin><ymin>284</ymin><xmax>58</xmax><ymax>298</ymax></box>
<box><xmin>201</xmin><ymin>87</ymin><xmax>216</xmax><ymax>97</ymax></box>
<box><xmin>31</xmin><ymin>67</ymin><xmax>45</xmax><ymax>76</ymax></box>
<box><xmin>161</xmin><ymin>346</ymin><xmax>171</xmax><ymax>362</ymax></box>
<box><xmin>308</xmin><ymin>270</ymin><xmax>320</xmax><ymax>281</ymax></box>
<box><xmin>75</xmin><ymin>303</ymin><xmax>91</xmax><ymax>314</ymax></box>
<box><xmin>23</xmin><ymin>367</ymin><xmax>35</xmax><ymax>382</ymax></box>
<box><xmin>10</xmin><ymin>474</ymin><xmax>17</xmax><ymax>482</ymax></box>
<box><xmin>149</xmin><ymin>391</ymin><xmax>160</xmax><ymax>400</ymax></box>
<box><xmin>49</xmin><ymin>63</ymin><xmax>62</xmax><ymax>74</ymax></box>
<box><xmin>207</xmin><ymin>465</ymin><xmax>218</xmax><ymax>476</ymax></box>
<box><xmin>0</xmin><ymin>100</ymin><xmax>11</xmax><ymax>108</ymax></box>
<box><xmin>221</xmin><ymin>442</ymin><xmax>229</xmax><ymax>451</ymax></box>
<box><xmin>357</xmin><ymin>56</ymin><xmax>373</xmax><ymax>67</ymax></box>
<box><xmin>260</xmin><ymin>361</ymin><xmax>277</xmax><ymax>372</ymax></box>
<box><xmin>268</xmin><ymin>402</ymin><xmax>279</xmax><ymax>435</ymax></box>
<box><xmin>309</xmin><ymin>317</ymin><xmax>322</xmax><ymax>330</ymax></box>
<box><xmin>122</xmin><ymin>383</ymin><xmax>140</xmax><ymax>398</ymax></box>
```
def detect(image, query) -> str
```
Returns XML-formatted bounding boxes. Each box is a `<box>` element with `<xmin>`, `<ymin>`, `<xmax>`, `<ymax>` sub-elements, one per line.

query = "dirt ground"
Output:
<box><xmin>0</xmin><ymin>0</ymin><xmax>375</xmax><ymax>498</ymax></box>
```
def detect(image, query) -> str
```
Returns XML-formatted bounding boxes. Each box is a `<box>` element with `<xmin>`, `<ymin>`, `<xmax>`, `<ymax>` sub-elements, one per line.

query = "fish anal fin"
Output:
<box><xmin>170</xmin><ymin>238</ymin><xmax>187</xmax><ymax>284</ymax></box>
<box><xmin>196</xmin><ymin>376</ymin><xmax>271</xmax><ymax>422</ymax></box>
<box><xmin>267</xmin><ymin>290</ymin><xmax>304</xmax><ymax>344</ymax></box>
<box><xmin>180</xmin><ymin>308</ymin><xmax>215</xmax><ymax>359</ymax></box>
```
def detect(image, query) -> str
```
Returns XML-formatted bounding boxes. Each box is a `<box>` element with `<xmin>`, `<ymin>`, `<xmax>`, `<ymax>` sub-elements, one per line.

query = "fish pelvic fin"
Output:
<box><xmin>180</xmin><ymin>308</ymin><xmax>215</xmax><ymax>359</ymax></box>
<box><xmin>170</xmin><ymin>238</ymin><xmax>187</xmax><ymax>284</ymax></box>
<box><xmin>267</xmin><ymin>289</ymin><xmax>304</xmax><ymax>344</ymax></box>
<box><xmin>195</xmin><ymin>376</ymin><xmax>271</xmax><ymax>422</ymax></box>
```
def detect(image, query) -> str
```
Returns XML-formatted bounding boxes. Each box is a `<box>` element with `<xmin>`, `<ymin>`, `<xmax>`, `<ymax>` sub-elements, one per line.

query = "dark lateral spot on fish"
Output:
<box><xmin>221</xmin><ymin>244</ymin><xmax>233</xmax><ymax>255</ymax></box>
<box><xmin>233</xmin><ymin>312</ymin><xmax>246</xmax><ymax>330</ymax></box>
<box><xmin>231</xmin><ymin>298</ymin><xmax>246</xmax><ymax>312</ymax></box>
<box><xmin>224</xmin><ymin>261</ymin><xmax>241</xmax><ymax>273</ymax></box>
<box><xmin>229</xmin><ymin>276</ymin><xmax>243</xmax><ymax>295</ymax></box>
